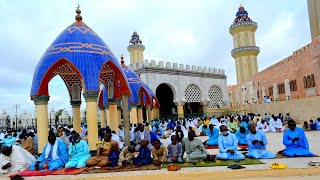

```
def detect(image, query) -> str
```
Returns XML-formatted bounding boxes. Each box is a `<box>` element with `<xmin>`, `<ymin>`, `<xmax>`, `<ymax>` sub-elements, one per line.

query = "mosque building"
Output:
<box><xmin>228</xmin><ymin>1</ymin><xmax>320</xmax><ymax>122</ymax></box>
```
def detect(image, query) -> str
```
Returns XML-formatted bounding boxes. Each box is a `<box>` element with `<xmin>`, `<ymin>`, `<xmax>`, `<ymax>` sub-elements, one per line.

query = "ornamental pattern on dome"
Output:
<box><xmin>233</xmin><ymin>5</ymin><xmax>252</xmax><ymax>24</ymax></box>
<box><xmin>129</xmin><ymin>31</ymin><xmax>142</xmax><ymax>45</ymax></box>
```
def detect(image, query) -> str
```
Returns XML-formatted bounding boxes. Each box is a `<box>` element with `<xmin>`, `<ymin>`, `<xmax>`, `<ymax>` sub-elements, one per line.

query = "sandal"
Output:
<box><xmin>167</xmin><ymin>165</ymin><xmax>181</xmax><ymax>171</ymax></box>
<box><xmin>308</xmin><ymin>160</ymin><xmax>320</xmax><ymax>166</ymax></box>
<box><xmin>270</xmin><ymin>163</ymin><xmax>287</xmax><ymax>169</ymax></box>
<box><xmin>230</xmin><ymin>164</ymin><xmax>245</xmax><ymax>169</ymax></box>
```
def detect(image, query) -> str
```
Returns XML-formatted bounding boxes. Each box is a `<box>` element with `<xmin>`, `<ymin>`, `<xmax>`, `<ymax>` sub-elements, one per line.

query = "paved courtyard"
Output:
<box><xmin>2</xmin><ymin>130</ymin><xmax>320</xmax><ymax>180</ymax></box>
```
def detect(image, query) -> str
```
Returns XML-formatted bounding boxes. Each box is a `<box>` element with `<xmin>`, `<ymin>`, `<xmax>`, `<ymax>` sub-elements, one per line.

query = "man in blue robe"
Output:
<box><xmin>246</xmin><ymin>124</ymin><xmax>275</xmax><ymax>159</ymax></box>
<box><xmin>282</xmin><ymin>120</ymin><xmax>314</xmax><ymax>157</ymax></box>
<box><xmin>30</xmin><ymin>131</ymin><xmax>69</xmax><ymax>170</ymax></box>
<box><xmin>235</xmin><ymin>127</ymin><xmax>248</xmax><ymax>145</ymax></box>
<box><xmin>205</xmin><ymin>124</ymin><xmax>219</xmax><ymax>146</ymax></box>
<box><xmin>152</xmin><ymin>124</ymin><xmax>164</xmax><ymax>139</ymax></box>
<box><xmin>65</xmin><ymin>133</ymin><xmax>91</xmax><ymax>169</ymax></box>
<box><xmin>0</xmin><ymin>131</ymin><xmax>16</xmax><ymax>147</ymax></box>
<box><xmin>216</xmin><ymin>125</ymin><xmax>244</xmax><ymax>160</ymax></box>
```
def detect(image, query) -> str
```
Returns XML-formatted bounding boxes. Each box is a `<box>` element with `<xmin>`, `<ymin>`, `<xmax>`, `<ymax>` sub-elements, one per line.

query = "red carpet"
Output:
<box><xmin>51</xmin><ymin>167</ymin><xmax>88</xmax><ymax>175</ymax></box>
<box><xmin>238</xmin><ymin>145</ymin><xmax>249</xmax><ymax>149</ymax></box>
<box><xmin>205</xmin><ymin>145</ymin><xmax>218</xmax><ymax>149</ymax></box>
<box><xmin>12</xmin><ymin>170</ymin><xmax>56</xmax><ymax>177</ymax></box>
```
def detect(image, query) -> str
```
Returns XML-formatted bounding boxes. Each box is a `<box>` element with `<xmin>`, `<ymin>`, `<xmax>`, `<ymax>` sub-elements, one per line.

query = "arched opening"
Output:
<box><xmin>184</xmin><ymin>84</ymin><xmax>203</xmax><ymax>115</ymax></box>
<box><xmin>208</xmin><ymin>85</ymin><xmax>223</xmax><ymax>109</ymax></box>
<box><xmin>156</xmin><ymin>83</ymin><xmax>176</xmax><ymax>117</ymax></box>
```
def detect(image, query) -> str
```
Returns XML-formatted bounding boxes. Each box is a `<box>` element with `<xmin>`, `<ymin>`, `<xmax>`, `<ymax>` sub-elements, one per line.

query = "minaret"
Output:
<box><xmin>127</xmin><ymin>31</ymin><xmax>145</xmax><ymax>64</ymax></box>
<box><xmin>230</xmin><ymin>5</ymin><xmax>259</xmax><ymax>83</ymax></box>
<box><xmin>308</xmin><ymin>0</ymin><xmax>320</xmax><ymax>40</ymax></box>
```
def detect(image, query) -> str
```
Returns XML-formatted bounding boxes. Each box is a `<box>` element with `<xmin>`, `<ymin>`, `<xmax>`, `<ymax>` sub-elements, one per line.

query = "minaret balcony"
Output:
<box><xmin>231</xmin><ymin>46</ymin><xmax>260</xmax><ymax>58</ymax></box>
<box><xmin>229</xmin><ymin>21</ymin><xmax>258</xmax><ymax>35</ymax></box>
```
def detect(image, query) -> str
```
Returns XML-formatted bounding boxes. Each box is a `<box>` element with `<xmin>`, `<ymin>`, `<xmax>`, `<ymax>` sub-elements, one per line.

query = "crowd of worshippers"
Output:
<box><xmin>0</xmin><ymin>113</ymin><xmax>319</xmax><ymax>174</ymax></box>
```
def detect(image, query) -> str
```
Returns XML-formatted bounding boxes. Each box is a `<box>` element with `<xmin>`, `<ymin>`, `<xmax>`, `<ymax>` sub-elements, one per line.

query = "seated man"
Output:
<box><xmin>227</xmin><ymin>117</ymin><xmax>238</xmax><ymax>133</ymax></box>
<box><xmin>65</xmin><ymin>133</ymin><xmax>91</xmax><ymax>169</ymax></box>
<box><xmin>87</xmin><ymin>132</ymin><xmax>117</xmax><ymax>167</ymax></box>
<box><xmin>182</xmin><ymin>130</ymin><xmax>213</xmax><ymax>163</ymax></box>
<box><xmin>167</xmin><ymin>135</ymin><xmax>183</xmax><ymax>163</ymax></box>
<box><xmin>153</xmin><ymin>124</ymin><xmax>164</xmax><ymax>139</ymax></box>
<box><xmin>133</xmin><ymin>139</ymin><xmax>152</xmax><ymax>165</ymax></box>
<box><xmin>118</xmin><ymin>145</ymin><xmax>135</xmax><ymax>166</ymax></box>
<box><xmin>315</xmin><ymin>118</ymin><xmax>320</xmax><ymax>130</ymax></box>
<box><xmin>235</xmin><ymin>127</ymin><xmax>248</xmax><ymax>145</ymax></box>
<box><xmin>216</xmin><ymin>125</ymin><xmax>244</xmax><ymax>160</ymax></box>
<box><xmin>30</xmin><ymin>131</ymin><xmax>69</xmax><ymax>170</ymax></box>
<box><xmin>205</xmin><ymin>124</ymin><xmax>219</xmax><ymax>146</ymax></box>
<box><xmin>282</xmin><ymin>120</ymin><xmax>314</xmax><ymax>157</ymax></box>
<box><xmin>0</xmin><ymin>130</ymin><xmax>16</xmax><ymax>147</ymax></box>
<box><xmin>0</xmin><ymin>145</ymin><xmax>36</xmax><ymax>174</ymax></box>
<box><xmin>269</xmin><ymin>116</ymin><xmax>284</xmax><ymax>132</ymax></box>
<box><xmin>107</xmin><ymin>143</ymin><xmax>120</xmax><ymax>167</ymax></box>
<box><xmin>198</xmin><ymin>124</ymin><xmax>208</xmax><ymax>136</ymax></box>
<box><xmin>246</xmin><ymin>124</ymin><xmax>275</xmax><ymax>159</ymax></box>
<box><xmin>134</xmin><ymin>124</ymin><xmax>151</xmax><ymax>151</ymax></box>
<box><xmin>151</xmin><ymin>139</ymin><xmax>167</xmax><ymax>164</ymax></box>
<box><xmin>20</xmin><ymin>134</ymin><xmax>35</xmax><ymax>155</ymax></box>
<box><xmin>257</xmin><ymin>119</ymin><xmax>269</xmax><ymax>132</ymax></box>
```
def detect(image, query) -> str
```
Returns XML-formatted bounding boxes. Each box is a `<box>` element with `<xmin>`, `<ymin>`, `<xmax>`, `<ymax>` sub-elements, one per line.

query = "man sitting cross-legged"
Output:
<box><xmin>235</xmin><ymin>127</ymin><xmax>248</xmax><ymax>146</ymax></box>
<box><xmin>246</xmin><ymin>124</ymin><xmax>276</xmax><ymax>159</ymax></box>
<box><xmin>30</xmin><ymin>131</ymin><xmax>69</xmax><ymax>170</ymax></box>
<box><xmin>118</xmin><ymin>145</ymin><xmax>136</xmax><ymax>166</ymax></box>
<box><xmin>216</xmin><ymin>125</ymin><xmax>244</xmax><ymax>160</ymax></box>
<box><xmin>205</xmin><ymin>124</ymin><xmax>219</xmax><ymax>146</ymax></box>
<box><xmin>65</xmin><ymin>133</ymin><xmax>91</xmax><ymax>169</ymax></box>
<box><xmin>182</xmin><ymin>130</ymin><xmax>213</xmax><ymax>163</ymax></box>
<box><xmin>151</xmin><ymin>139</ymin><xmax>167</xmax><ymax>165</ymax></box>
<box><xmin>282</xmin><ymin>120</ymin><xmax>314</xmax><ymax>157</ymax></box>
<box><xmin>167</xmin><ymin>135</ymin><xmax>183</xmax><ymax>163</ymax></box>
<box><xmin>133</xmin><ymin>139</ymin><xmax>152</xmax><ymax>165</ymax></box>
<box><xmin>86</xmin><ymin>132</ymin><xmax>118</xmax><ymax>167</ymax></box>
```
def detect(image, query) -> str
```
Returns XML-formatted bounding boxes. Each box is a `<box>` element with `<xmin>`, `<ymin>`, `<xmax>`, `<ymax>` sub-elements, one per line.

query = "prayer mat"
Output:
<box><xmin>238</xmin><ymin>145</ymin><xmax>249</xmax><ymax>149</ymax></box>
<box><xmin>205</xmin><ymin>145</ymin><xmax>218</xmax><ymax>149</ymax></box>
<box><xmin>162</xmin><ymin>158</ymin><xmax>264</xmax><ymax>168</ymax></box>
<box><xmin>12</xmin><ymin>170</ymin><xmax>56</xmax><ymax>177</ymax></box>
<box><xmin>276</xmin><ymin>154</ymin><xmax>319</xmax><ymax>159</ymax></box>
<box><xmin>51</xmin><ymin>167</ymin><xmax>88</xmax><ymax>175</ymax></box>
<box><xmin>83</xmin><ymin>164</ymin><xmax>161</xmax><ymax>174</ymax></box>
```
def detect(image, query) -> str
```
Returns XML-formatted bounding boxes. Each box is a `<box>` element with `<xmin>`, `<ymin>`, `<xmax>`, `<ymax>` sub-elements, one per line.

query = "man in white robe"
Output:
<box><xmin>269</xmin><ymin>116</ymin><xmax>284</xmax><ymax>132</ymax></box>
<box><xmin>0</xmin><ymin>145</ymin><xmax>36</xmax><ymax>174</ymax></box>
<box><xmin>257</xmin><ymin>119</ymin><xmax>269</xmax><ymax>132</ymax></box>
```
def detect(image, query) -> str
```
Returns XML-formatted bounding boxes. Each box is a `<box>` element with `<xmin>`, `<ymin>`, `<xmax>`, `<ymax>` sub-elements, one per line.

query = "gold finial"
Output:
<box><xmin>75</xmin><ymin>4</ymin><xmax>82</xmax><ymax>21</ymax></box>
<box><xmin>239</xmin><ymin>4</ymin><xmax>244</xmax><ymax>8</ymax></box>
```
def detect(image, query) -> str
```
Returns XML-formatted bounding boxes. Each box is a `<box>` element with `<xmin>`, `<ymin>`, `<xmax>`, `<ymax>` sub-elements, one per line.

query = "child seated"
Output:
<box><xmin>133</xmin><ymin>139</ymin><xmax>152</xmax><ymax>165</ymax></box>
<box><xmin>118</xmin><ymin>145</ymin><xmax>135</xmax><ymax>166</ymax></box>
<box><xmin>151</xmin><ymin>139</ymin><xmax>167</xmax><ymax>165</ymax></box>
<box><xmin>107</xmin><ymin>143</ymin><xmax>120</xmax><ymax>167</ymax></box>
<box><xmin>167</xmin><ymin>135</ymin><xmax>183</xmax><ymax>163</ymax></box>
<box><xmin>303</xmin><ymin>121</ymin><xmax>309</xmax><ymax>131</ymax></box>
<box><xmin>309</xmin><ymin>120</ymin><xmax>317</xmax><ymax>130</ymax></box>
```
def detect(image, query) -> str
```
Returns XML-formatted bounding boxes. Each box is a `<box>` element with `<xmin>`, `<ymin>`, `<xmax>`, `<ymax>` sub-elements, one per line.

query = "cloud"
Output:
<box><xmin>0</xmin><ymin>0</ymin><xmax>311</xmax><ymax>116</ymax></box>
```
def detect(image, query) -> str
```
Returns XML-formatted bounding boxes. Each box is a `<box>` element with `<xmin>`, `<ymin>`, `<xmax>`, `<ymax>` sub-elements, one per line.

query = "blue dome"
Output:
<box><xmin>30</xmin><ymin>17</ymin><xmax>130</xmax><ymax>98</ymax></box>
<box><xmin>101</xmin><ymin>60</ymin><xmax>158</xmax><ymax>108</ymax></box>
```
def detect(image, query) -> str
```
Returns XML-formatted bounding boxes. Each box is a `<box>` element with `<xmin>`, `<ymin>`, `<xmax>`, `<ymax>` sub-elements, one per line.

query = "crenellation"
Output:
<box><xmin>197</xmin><ymin>66</ymin><xmax>203</xmax><ymax>72</ymax></box>
<box><xmin>159</xmin><ymin>61</ymin><xmax>164</xmax><ymax>68</ymax></box>
<box><xmin>179</xmin><ymin>64</ymin><xmax>185</xmax><ymax>71</ymax></box>
<box><xmin>186</xmin><ymin>65</ymin><xmax>191</xmax><ymax>71</ymax></box>
<box><xmin>151</xmin><ymin>60</ymin><xmax>157</xmax><ymax>67</ymax></box>
<box><xmin>165</xmin><ymin>62</ymin><xmax>171</xmax><ymax>69</ymax></box>
<box><xmin>192</xmin><ymin>65</ymin><xmax>196</xmax><ymax>71</ymax></box>
<box><xmin>208</xmin><ymin>67</ymin><xmax>213</xmax><ymax>73</ymax></box>
<box><xmin>173</xmin><ymin>63</ymin><xmax>178</xmax><ymax>70</ymax></box>
<box><xmin>203</xmin><ymin>67</ymin><xmax>208</xmax><ymax>73</ymax></box>
<box><xmin>144</xmin><ymin>59</ymin><xmax>149</xmax><ymax>67</ymax></box>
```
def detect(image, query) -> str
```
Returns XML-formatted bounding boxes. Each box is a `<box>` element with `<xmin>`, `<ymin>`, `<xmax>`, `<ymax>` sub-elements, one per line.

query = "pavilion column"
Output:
<box><xmin>108</xmin><ymin>99</ymin><xmax>119</xmax><ymax>133</ymax></box>
<box><xmin>117</xmin><ymin>107</ymin><xmax>122</xmax><ymax>126</ymax></box>
<box><xmin>175</xmin><ymin>102</ymin><xmax>185</xmax><ymax>119</ymax></box>
<box><xmin>147</xmin><ymin>105</ymin><xmax>153</xmax><ymax>123</ymax></box>
<box><xmin>99</xmin><ymin>107</ymin><xmax>106</xmax><ymax>128</ymax></box>
<box><xmin>83</xmin><ymin>92</ymin><xmax>99</xmax><ymax>152</ymax></box>
<box><xmin>121</xmin><ymin>95</ymin><xmax>130</xmax><ymax>146</ymax></box>
<box><xmin>71</xmin><ymin>101</ymin><xmax>82</xmax><ymax>134</ymax></box>
<box><xmin>105</xmin><ymin>106</ymin><xmax>110</xmax><ymax>127</ymax></box>
<box><xmin>130</xmin><ymin>105</ymin><xmax>138</xmax><ymax>125</ymax></box>
<box><xmin>33</xmin><ymin>96</ymin><xmax>49</xmax><ymax>154</ymax></box>
<box><xmin>137</xmin><ymin>105</ymin><xmax>143</xmax><ymax>124</ymax></box>
<box><xmin>153</xmin><ymin>108</ymin><xmax>159</xmax><ymax>119</ymax></box>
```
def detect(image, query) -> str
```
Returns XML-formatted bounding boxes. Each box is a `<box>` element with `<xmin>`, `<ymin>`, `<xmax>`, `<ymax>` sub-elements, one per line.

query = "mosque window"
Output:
<box><xmin>268</xmin><ymin>87</ymin><xmax>273</xmax><ymax>96</ymax></box>
<box><xmin>311</xmin><ymin>74</ymin><xmax>315</xmax><ymax>87</ymax></box>
<box><xmin>307</xmin><ymin>75</ymin><xmax>311</xmax><ymax>88</ymax></box>
<box><xmin>184</xmin><ymin>84</ymin><xmax>202</xmax><ymax>102</ymax></box>
<box><xmin>257</xmin><ymin>90</ymin><xmax>260</xmax><ymax>98</ymax></box>
<box><xmin>208</xmin><ymin>85</ymin><xmax>223</xmax><ymax>109</ymax></box>
<box><xmin>278</xmin><ymin>83</ymin><xmax>285</xmax><ymax>94</ymax></box>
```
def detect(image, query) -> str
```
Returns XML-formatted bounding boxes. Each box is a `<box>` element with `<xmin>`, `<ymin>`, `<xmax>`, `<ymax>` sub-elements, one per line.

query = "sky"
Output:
<box><xmin>0</xmin><ymin>0</ymin><xmax>311</xmax><ymax>116</ymax></box>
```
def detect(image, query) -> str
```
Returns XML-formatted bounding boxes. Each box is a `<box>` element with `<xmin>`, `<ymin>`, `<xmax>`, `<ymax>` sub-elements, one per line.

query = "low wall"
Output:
<box><xmin>248</xmin><ymin>96</ymin><xmax>320</xmax><ymax>122</ymax></box>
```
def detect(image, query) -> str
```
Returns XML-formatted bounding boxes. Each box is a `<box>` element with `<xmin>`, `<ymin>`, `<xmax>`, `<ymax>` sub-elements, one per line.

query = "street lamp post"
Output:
<box><xmin>13</xmin><ymin>104</ymin><xmax>20</xmax><ymax>130</ymax></box>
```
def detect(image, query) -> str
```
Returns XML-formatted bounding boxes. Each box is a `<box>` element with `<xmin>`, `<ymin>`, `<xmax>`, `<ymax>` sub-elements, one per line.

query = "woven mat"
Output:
<box><xmin>83</xmin><ymin>164</ymin><xmax>161</xmax><ymax>174</ymax></box>
<box><xmin>276</xmin><ymin>154</ymin><xmax>319</xmax><ymax>159</ymax></box>
<box><xmin>162</xmin><ymin>158</ymin><xmax>264</xmax><ymax>168</ymax></box>
<box><xmin>51</xmin><ymin>167</ymin><xmax>88</xmax><ymax>175</ymax></box>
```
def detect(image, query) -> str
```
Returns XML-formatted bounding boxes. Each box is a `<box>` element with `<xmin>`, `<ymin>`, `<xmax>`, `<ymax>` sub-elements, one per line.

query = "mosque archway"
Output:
<box><xmin>184</xmin><ymin>84</ymin><xmax>203</xmax><ymax>114</ymax></box>
<box><xmin>156</xmin><ymin>83</ymin><xmax>176</xmax><ymax>117</ymax></box>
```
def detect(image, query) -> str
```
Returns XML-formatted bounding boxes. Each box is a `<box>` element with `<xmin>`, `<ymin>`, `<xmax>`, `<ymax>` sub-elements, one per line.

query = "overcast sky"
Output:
<box><xmin>0</xmin><ymin>0</ymin><xmax>311</xmax><ymax>116</ymax></box>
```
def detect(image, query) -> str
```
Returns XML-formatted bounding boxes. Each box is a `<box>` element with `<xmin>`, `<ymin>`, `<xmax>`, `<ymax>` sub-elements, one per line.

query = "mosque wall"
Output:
<box><xmin>130</xmin><ymin>60</ymin><xmax>229</xmax><ymax>109</ymax></box>
<box><xmin>229</xmin><ymin>37</ymin><xmax>320</xmax><ymax>107</ymax></box>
